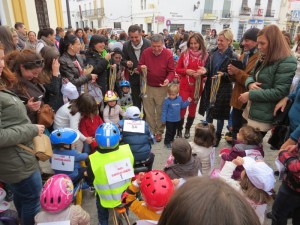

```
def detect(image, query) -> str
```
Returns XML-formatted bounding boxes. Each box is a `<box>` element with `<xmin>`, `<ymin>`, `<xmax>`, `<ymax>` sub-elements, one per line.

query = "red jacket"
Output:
<box><xmin>278</xmin><ymin>149</ymin><xmax>300</xmax><ymax>192</ymax></box>
<box><xmin>79</xmin><ymin>115</ymin><xmax>103</xmax><ymax>138</ymax></box>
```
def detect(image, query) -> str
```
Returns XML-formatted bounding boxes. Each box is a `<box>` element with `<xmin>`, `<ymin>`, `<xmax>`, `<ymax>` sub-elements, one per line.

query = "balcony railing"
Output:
<box><xmin>200</xmin><ymin>10</ymin><xmax>239</xmax><ymax>20</ymax></box>
<box><xmin>80</xmin><ymin>8</ymin><xmax>105</xmax><ymax>18</ymax></box>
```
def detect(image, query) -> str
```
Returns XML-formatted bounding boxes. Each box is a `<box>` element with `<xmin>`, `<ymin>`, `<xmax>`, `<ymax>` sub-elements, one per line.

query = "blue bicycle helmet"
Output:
<box><xmin>50</xmin><ymin>128</ymin><xmax>79</xmax><ymax>145</ymax></box>
<box><xmin>120</xmin><ymin>80</ymin><xmax>130</xmax><ymax>88</ymax></box>
<box><xmin>95</xmin><ymin>123</ymin><xmax>120</xmax><ymax>149</ymax></box>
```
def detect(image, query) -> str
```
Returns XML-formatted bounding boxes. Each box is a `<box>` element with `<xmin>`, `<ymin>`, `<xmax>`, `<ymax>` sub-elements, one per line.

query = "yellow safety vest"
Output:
<box><xmin>89</xmin><ymin>144</ymin><xmax>134</xmax><ymax>208</ymax></box>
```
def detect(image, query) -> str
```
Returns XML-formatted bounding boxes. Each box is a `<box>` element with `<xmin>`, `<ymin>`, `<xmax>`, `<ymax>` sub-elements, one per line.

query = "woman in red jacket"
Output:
<box><xmin>176</xmin><ymin>33</ymin><xmax>208</xmax><ymax>138</ymax></box>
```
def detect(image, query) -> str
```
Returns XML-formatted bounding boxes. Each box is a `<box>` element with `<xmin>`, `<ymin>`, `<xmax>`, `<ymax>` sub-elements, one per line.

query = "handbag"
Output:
<box><xmin>17</xmin><ymin>134</ymin><xmax>53</xmax><ymax>162</ymax></box>
<box><xmin>273</xmin><ymin>100</ymin><xmax>293</xmax><ymax>126</ymax></box>
<box><xmin>37</xmin><ymin>104</ymin><xmax>55</xmax><ymax>128</ymax></box>
<box><xmin>267</xmin><ymin>125</ymin><xmax>290</xmax><ymax>150</ymax></box>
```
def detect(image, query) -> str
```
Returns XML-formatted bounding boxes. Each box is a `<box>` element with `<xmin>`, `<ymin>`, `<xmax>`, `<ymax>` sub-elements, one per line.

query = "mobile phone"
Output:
<box><xmin>33</xmin><ymin>95</ymin><xmax>43</xmax><ymax>102</ymax></box>
<box><xmin>229</xmin><ymin>59</ymin><xmax>244</xmax><ymax>70</ymax></box>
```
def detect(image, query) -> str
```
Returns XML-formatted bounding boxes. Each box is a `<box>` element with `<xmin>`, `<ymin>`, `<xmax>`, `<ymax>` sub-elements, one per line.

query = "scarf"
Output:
<box><xmin>242</xmin><ymin>47</ymin><xmax>258</xmax><ymax>67</ymax></box>
<box><xmin>131</xmin><ymin>38</ymin><xmax>143</xmax><ymax>61</ymax></box>
<box><xmin>183</xmin><ymin>49</ymin><xmax>203</xmax><ymax>68</ymax></box>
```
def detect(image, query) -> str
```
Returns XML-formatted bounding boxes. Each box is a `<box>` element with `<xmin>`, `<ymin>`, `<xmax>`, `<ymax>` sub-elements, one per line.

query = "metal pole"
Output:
<box><xmin>66</xmin><ymin>0</ymin><xmax>72</xmax><ymax>28</ymax></box>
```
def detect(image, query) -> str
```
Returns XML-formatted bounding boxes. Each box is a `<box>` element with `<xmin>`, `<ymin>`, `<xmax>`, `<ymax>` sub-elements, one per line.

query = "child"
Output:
<box><xmin>0</xmin><ymin>188</ymin><xmax>19</xmax><ymax>224</ymax></box>
<box><xmin>103</xmin><ymin>90</ymin><xmax>126</xmax><ymax>124</ymax></box>
<box><xmin>164</xmin><ymin>138</ymin><xmax>202</xmax><ymax>179</ymax></box>
<box><xmin>86</xmin><ymin>123</ymin><xmax>134</xmax><ymax>225</ymax></box>
<box><xmin>122</xmin><ymin>170</ymin><xmax>175</xmax><ymax>221</ymax></box>
<box><xmin>119</xmin><ymin>106</ymin><xmax>155</xmax><ymax>171</ymax></box>
<box><xmin>119</xmin><ymin>80</ymin><xmax>133</xmax><ymax>112</ymax></box>
<box><xmin>79</xmin><ymin>96</ymin><xmax>104</xmax><ymax>154</ymax></box>
<box><xmin>50</xmin><ymin>128</ymin><xmax>91</xmax><ymax>188</ymax></box>
<box><xmin>220</xmin><ymin>125</ymin><xmax>264</xmax><ymax>180</ymax></box>
<box><xmin>35</xmin><ymin>174</ymin><xmax>90</xmax><ymax>225</ymax></box>
<box><xmin>219</xmin><ymin>156</ymin><xmax>275</xmax><ymax>224</ymax></box>
<box><xmin>161</xmin><ymin>84</ymin><xmax>191</xmax><ymax>148</ymax></box>
<box><xmin>189</xmin><ymin>121</ymin><xmax>216</xmax><ymax>176</ymax></box>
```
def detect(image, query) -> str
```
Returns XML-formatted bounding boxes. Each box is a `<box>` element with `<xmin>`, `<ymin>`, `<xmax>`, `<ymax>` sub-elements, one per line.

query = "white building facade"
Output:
<box><xmin>66</xmin><ymin>0</ymin><xmax>289</xmax><ymax>40</ymax></box>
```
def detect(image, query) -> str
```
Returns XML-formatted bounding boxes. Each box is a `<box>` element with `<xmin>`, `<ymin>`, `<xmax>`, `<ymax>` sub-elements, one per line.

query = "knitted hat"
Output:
<box><xmin>242</xmin><ymin>28</ymin><xmax>260</xmax><ymax>42</ymax></box>
<box><xmin>0</xmin><ymin>188</ymin><xmax>10</xmax><ymax>213</ymax></box>
<box><xmin>243</xmin><ymin>157</ymin><xmax>275</xmax><ymax>195</ymax></box>
<box><xmin>172</xmin><ymin>138</ymin><xmax>192</xmax><ymax>164</ymax></box>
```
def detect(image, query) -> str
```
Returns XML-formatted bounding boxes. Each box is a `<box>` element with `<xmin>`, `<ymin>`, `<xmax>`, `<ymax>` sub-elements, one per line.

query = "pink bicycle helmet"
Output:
<box><xmin>40</xmin><ymin>174</ymin><xmax>74</xmax><ymax>213</ymax></box>
<box><xmin>140</xmin><ymin>170</ymin><xmax>174</xmax><ymax>211</ymax></box>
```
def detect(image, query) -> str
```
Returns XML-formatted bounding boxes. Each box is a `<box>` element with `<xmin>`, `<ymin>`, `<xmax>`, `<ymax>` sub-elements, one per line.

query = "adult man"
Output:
<box><xmin>138</xmin><ymin>34</ymin><xmax>175</xmax><ymax>142</ymax></box>
<box><xmin>228</xmin><ymin>28</ymin><xmax>260</xmax><ymax>140</ymax></box>
<box><xmin>14</xmin><ymin>22</ymin><xmax>27</xmax><ymax>50</ymax></box>
<box><xmin>122</xmin><ymin>25</ymin><xmax>151</xmax><ymax>110</ymax></box>
<box><xmin>204</xmin><ymin>28</ymin><xmax>211</xmax><ymax>49</ymax></box>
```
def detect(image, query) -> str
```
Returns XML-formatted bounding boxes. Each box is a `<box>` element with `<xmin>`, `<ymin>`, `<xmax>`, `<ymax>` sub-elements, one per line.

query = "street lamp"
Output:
<box><xmin>193</xmin><ymin>1</ymin><xmax>200</xmax><ymax>11</ymax></box>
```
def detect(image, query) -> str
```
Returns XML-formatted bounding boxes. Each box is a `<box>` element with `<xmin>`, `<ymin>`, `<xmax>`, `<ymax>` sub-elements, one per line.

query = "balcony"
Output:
<box><xmin>200</xmin><ymin>10</ymin><xmax>239</xmax><ymax>20</ymax></box>
<box><xmin>239</xmin><ymin>6</ymin><xmax>251</xmax><ymax>16</ymax></box>
<box><xmin>81</xmin><ymin>8</ymin><xmax>105</xmax><ymax>18</ymax></box>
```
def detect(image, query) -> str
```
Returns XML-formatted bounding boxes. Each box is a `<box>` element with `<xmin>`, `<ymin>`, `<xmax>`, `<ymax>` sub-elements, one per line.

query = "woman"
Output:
<box><xmin>75</xmin><ymin>28</ymin><xmax>88</xmax><ymax>52</ymax></box>
<box><xmin>53</xmin><ymin>93</ymin><xmax>95</xmax><ymax>147</ymax></box>
<box><xmin>207</xmin><ymin>29</ymin><xmax>218</xmax><ymax>52</ymax></box>
<box><xmin>0</xmin><ymin>26</ymin><xmax>16</xmax><ymax>54</ymax></box>
<box><xmin>59</xmin><ymin>34</ymin><xmax>97</xmax><ymax>94</ymax></box>
<box><xmin>27</xmin><ymin>31</ymin><xmax>38</xmax><ymax>50</ymax></box>
<box><xmin>36</xmin><ymin>27</ymin><xmax>58</xmax><ymax>54</ymax></box>
<box><xmin>198</xmin><ymin>28</ymin><xmax>237</xmax><ymax>146</ymax></box>
<box><xmin>39</xmin><ymin>46</ymin><xmax>64</xmax><ymax>112</ymax></box>
<box><xmin>7</xmin><ymin>27</ymin><xmax>19</xmax><ymax>50</ymax></box>
<box><xmin>85</xmin><ymin>34</ymin><xmax>112</xmax><ymax>95</ymax></box>
<box><xmin>7</xmin><ymin>49</ymin><xmax>45</xmax><ymax>124</ymax></box>
<box><xmin>0</xmin><ymin>43</ymin><xmax>45</xmax><ymax>225</ymax></box>
<box><xmin>176</xmin><ymin>33</ymin><xmax>208</xmax><ymax>138</ymax></box>
<box><xmin>178</xmin><ymin>33</ymin><xmax>189</xmax><ymax>53</ymax></box>
<box><xmin>239</xmin><ymin>25</ymin><xmax>297</xmax><ymax>137</ymax></box>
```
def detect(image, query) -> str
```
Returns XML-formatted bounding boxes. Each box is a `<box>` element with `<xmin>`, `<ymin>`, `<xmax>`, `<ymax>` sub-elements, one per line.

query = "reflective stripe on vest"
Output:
<box><xmin>89</xmin><ymin>144</ymin><xmax>134</xmax><ymax>208</ymax></box>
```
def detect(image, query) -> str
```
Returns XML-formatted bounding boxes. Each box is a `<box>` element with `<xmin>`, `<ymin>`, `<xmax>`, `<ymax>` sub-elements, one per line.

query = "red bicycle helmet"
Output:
<box><xmin>140</xmin><ymin>170</ymin><xmax>174</xmax><ymax>210</ymax></box>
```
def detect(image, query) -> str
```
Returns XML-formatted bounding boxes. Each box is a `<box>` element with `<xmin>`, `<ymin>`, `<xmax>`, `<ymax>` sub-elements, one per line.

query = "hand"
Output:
<box><xmin>248</xmin><ymin>82</ymin><xmax>262</xmax><ymax>90</ymax></box>
<box><xmin>238</xmin><ymin>92</ymin><xmax>249</xmax><ymax>103</ymax></box>
<box><xmin>172</xmin><ymin>179</ymin><xmax>180</xmax><ymax>187</ymax></box>
<box><xmin>227</xmin><ymin>64</ymin><xmax>240</xmax><ymax>76</ymax></box>
<box><xmin>91</xmin><ymin>74</ymin><xmax>98</xmax><ymax>83</ymax></box>
<box><xmin>85</xmin><ymin>137</ymin><xmax>93</xmax><ymax>144</ymax></box>
<box><xmin>105</xmin><ymin>52</ymin><xmax>113</xmax><ymax>61</ymax></box>
<box><xmin>187</xmin><ymin>97</ymin><xmax>192</xmax><ymax>102</ymax></box>
<box><xmin>280</xmin><ymin>138</ymin><xmax>297</xmax><ymax>151</ymax></box>
<box><xmin>52</xmin><ymin>59</ymin><xmax>60</xmax><ymax>77</ymax></box>
<box><xmin>232</xmin><ymin>156</ymin><xmax>244</xmax><ymax>166</ymax></box>
<box><xmin>197</xmin><ymin>66</ymin><xmax>207</xmax><ymax>75</ymax></box>
<box><xmin>285</xmin><ymin>144</ymin><xmax>298</xmax><ymax>154</ymax></box>
<box><xmin>141</xmin><ymin>65</ymin><xmax>147</xmax><ymax>70</ymax></box>
<box><xmin>186</xmin><ymin>69</ymin><xmax>196</xmax><ymax>76</ymax></box>
<box><xmin>36</xmin><ymin>124</ymin><xmax>45</xmax><ymax>136</ymax></box>
<box><xmin>27</xmin><ymin>97</ymin><xmax>41</xmax><ymax>111</ymax></box>
<box><xmin>136</xmin><ymin>172</ymin><xmax>145</xmax><ymax>185</ymax></box>
<box><xmin>160</xmin><ymin>79</ymin><xmax>169</xmax><ymax>87</ymax></box>
<box><xmin>133</xmin><ymin>68</ymin><xmax>139</xmax><ymax>74</ymax></box>
<box><xmin>273</xmin><ymin>97</ymin><xmax>289</xmax><ymax>116</ymax></box>
<box><xmin>127</xmin><ymin>61</ymin><xmax>133</xmax><ymax>68</ymax></box>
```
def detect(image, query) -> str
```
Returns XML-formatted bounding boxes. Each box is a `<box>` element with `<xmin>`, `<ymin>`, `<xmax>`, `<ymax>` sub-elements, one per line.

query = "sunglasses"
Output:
<box><xmin>23</xmin><ymin>60</ymin><xmax>44</xmax><ymax>68</ymax></box>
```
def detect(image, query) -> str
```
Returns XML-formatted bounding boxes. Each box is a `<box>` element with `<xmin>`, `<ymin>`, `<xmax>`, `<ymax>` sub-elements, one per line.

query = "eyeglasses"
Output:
<box><xmin>23</xmin><ymin>60</ymin><xmax>44</xmax><ymax>68</ymax></box>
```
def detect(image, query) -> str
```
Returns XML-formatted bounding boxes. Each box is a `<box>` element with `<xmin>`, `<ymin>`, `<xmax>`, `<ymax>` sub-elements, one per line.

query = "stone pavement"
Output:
<box><xmin>78</xmin><ymin>113</ymin><xmax>292</xmax><ymax>225</ymax></box>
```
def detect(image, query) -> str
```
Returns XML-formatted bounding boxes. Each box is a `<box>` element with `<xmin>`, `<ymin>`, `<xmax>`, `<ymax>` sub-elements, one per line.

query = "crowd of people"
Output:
<box><xmin>0</xmin><ymin>21</ymin><xmax>300</xmax><ymax>225</ymax></box>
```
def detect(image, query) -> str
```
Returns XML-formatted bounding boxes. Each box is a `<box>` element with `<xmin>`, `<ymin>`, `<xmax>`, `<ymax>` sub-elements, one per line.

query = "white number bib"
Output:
<box><xmin>51</xmin><ymin>154</ymin><xmax>75</xmax><ymax>172</ymax></box>
<box><xmin>123</xmin><ymin>120</ymin><xmax>145</xmax><ymax>133</ymax></box>
<box><xmin>105</xmin><ymin>158</ymin><xmax>134</xmax><ymax>185</ymax></box>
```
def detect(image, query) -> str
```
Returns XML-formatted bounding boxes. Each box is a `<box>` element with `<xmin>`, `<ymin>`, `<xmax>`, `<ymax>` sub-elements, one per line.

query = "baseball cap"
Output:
<box><xmin>0</xmin><ymin>188</ymin><xmax>10</xmax><ymax>212</ymax></box>
<box><xmin>126</xmin><ymin>106</ymin><xmax>141</xmax><ymax>119</ymax></box>
<box><xmin>243</xmin><ymin>157</ymin><xmax>275</xmax><ymax>195</ymax></box>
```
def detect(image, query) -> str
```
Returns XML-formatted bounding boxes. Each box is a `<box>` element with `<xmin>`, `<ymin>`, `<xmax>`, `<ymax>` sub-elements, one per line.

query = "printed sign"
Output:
<box><xmin>123</xmin><ymin>120</ymin><xmax>145</xmax><ymax>133</ymax></box>
<box><xmin>105</xmin><ymin>158</ymin><xmax>134</xmax><ymax>185</ymax></box>
<box><xmin>51</xmin><ymin>154</ymin><xmax>75</xmax><ymax>172</ymax></box>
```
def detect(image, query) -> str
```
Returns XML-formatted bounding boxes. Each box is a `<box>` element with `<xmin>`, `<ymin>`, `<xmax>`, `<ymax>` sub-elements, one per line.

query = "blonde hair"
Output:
<box><xmin>168</xmin><ymin>84</ymin><xmax>179</xmax><ymax>95</ymax></box>
<box><xmin>239</xmin><ymin>125</ymin><xmax>262</xmax><ymax>145</ymax></box>
<box><xmin>218</xmin><ymin>28</ymin><xmax>234</xmax><ymax>44</ymax></box>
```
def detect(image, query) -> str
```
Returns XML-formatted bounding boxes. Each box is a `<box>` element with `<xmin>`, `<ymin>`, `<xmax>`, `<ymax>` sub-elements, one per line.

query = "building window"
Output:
<box><xmin>237</xmin><ymin>22</ymin><xmax>247</xmax><ymax>41</ymax></box>
<box><xmin>204</xmin><ymin>0</ymin><xmax>214</xmax><ymax>13</ymax></box>
<box><xmin>114</xmin><ymin>22</ymin><xmax>121</xmax><ymax>29</ymax></box>
<box><xmin>201</xmin><ymin>24</ymin><xmax>211</xmax><ymax>35</ymax></box>
<box><xmin>147</xmin><ymin>23</ymin><xmax>152</xmax><ymax>33</ymax></box>
<box><xmin>170</xmin><ymin>24</ymin><xmax>185</xmax><ymax>33</ymax></box>
<box><xmin>222</xmin><ymin>0</ymin><xmax>231</xmax><ymax>18</ymax></box>
<box><xmin>35</xmin><ymin>0</ymin><xmax>50</xmax><ymax>30</ymax></box>
<box><xmin>144</xmin><ymin>0</ymin><xmax>146</xmax><ymax>9</ymax></box>
<box><xmin>223</xmin><ymin>24</ymin><xmax>230</xmax><ymax>29</ymax></box>
<box><xmin>98</xmin><ymin>19</ymin><xmax>101</xmax><ymax>28</ymax></box>
<box><xmin>140</xmin><ymin>24</ymin><xmax>143</xmax><ymax>30</ymax></box>
<box><xmin>90</xmin><ymin>21</ymin><xmax>93</xmax><ymax>28</ymax></box>
<box><xmin>76</xmin><ymin>22</ymin><xmax>79</xmax><ymax>29</ymax></box>
<box><xmin>141</xmin><ymin>0</ymin><xmax>143</xmax><ymax>10</ymax></box>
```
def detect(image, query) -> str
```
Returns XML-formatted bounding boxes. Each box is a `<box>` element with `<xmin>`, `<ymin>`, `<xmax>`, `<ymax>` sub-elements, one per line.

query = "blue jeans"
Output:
<box><xmin>83</xmin><ymin>142</ymin><xmax>91</xmax><ymax>154</ymax></box>
<box><xmin>272</xmin><ymin>183</ymin><xmax>300</xmax><ymax>225</ymax></box>
<box><xmin>96</xmin><ymin>194</ymin><xmax>109</xmax><ymax>225</ymax></box>
<box><xmin>10</xmin><ymin>169</ymin><xmax>42</xmax><ymax>225</ymax></box>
